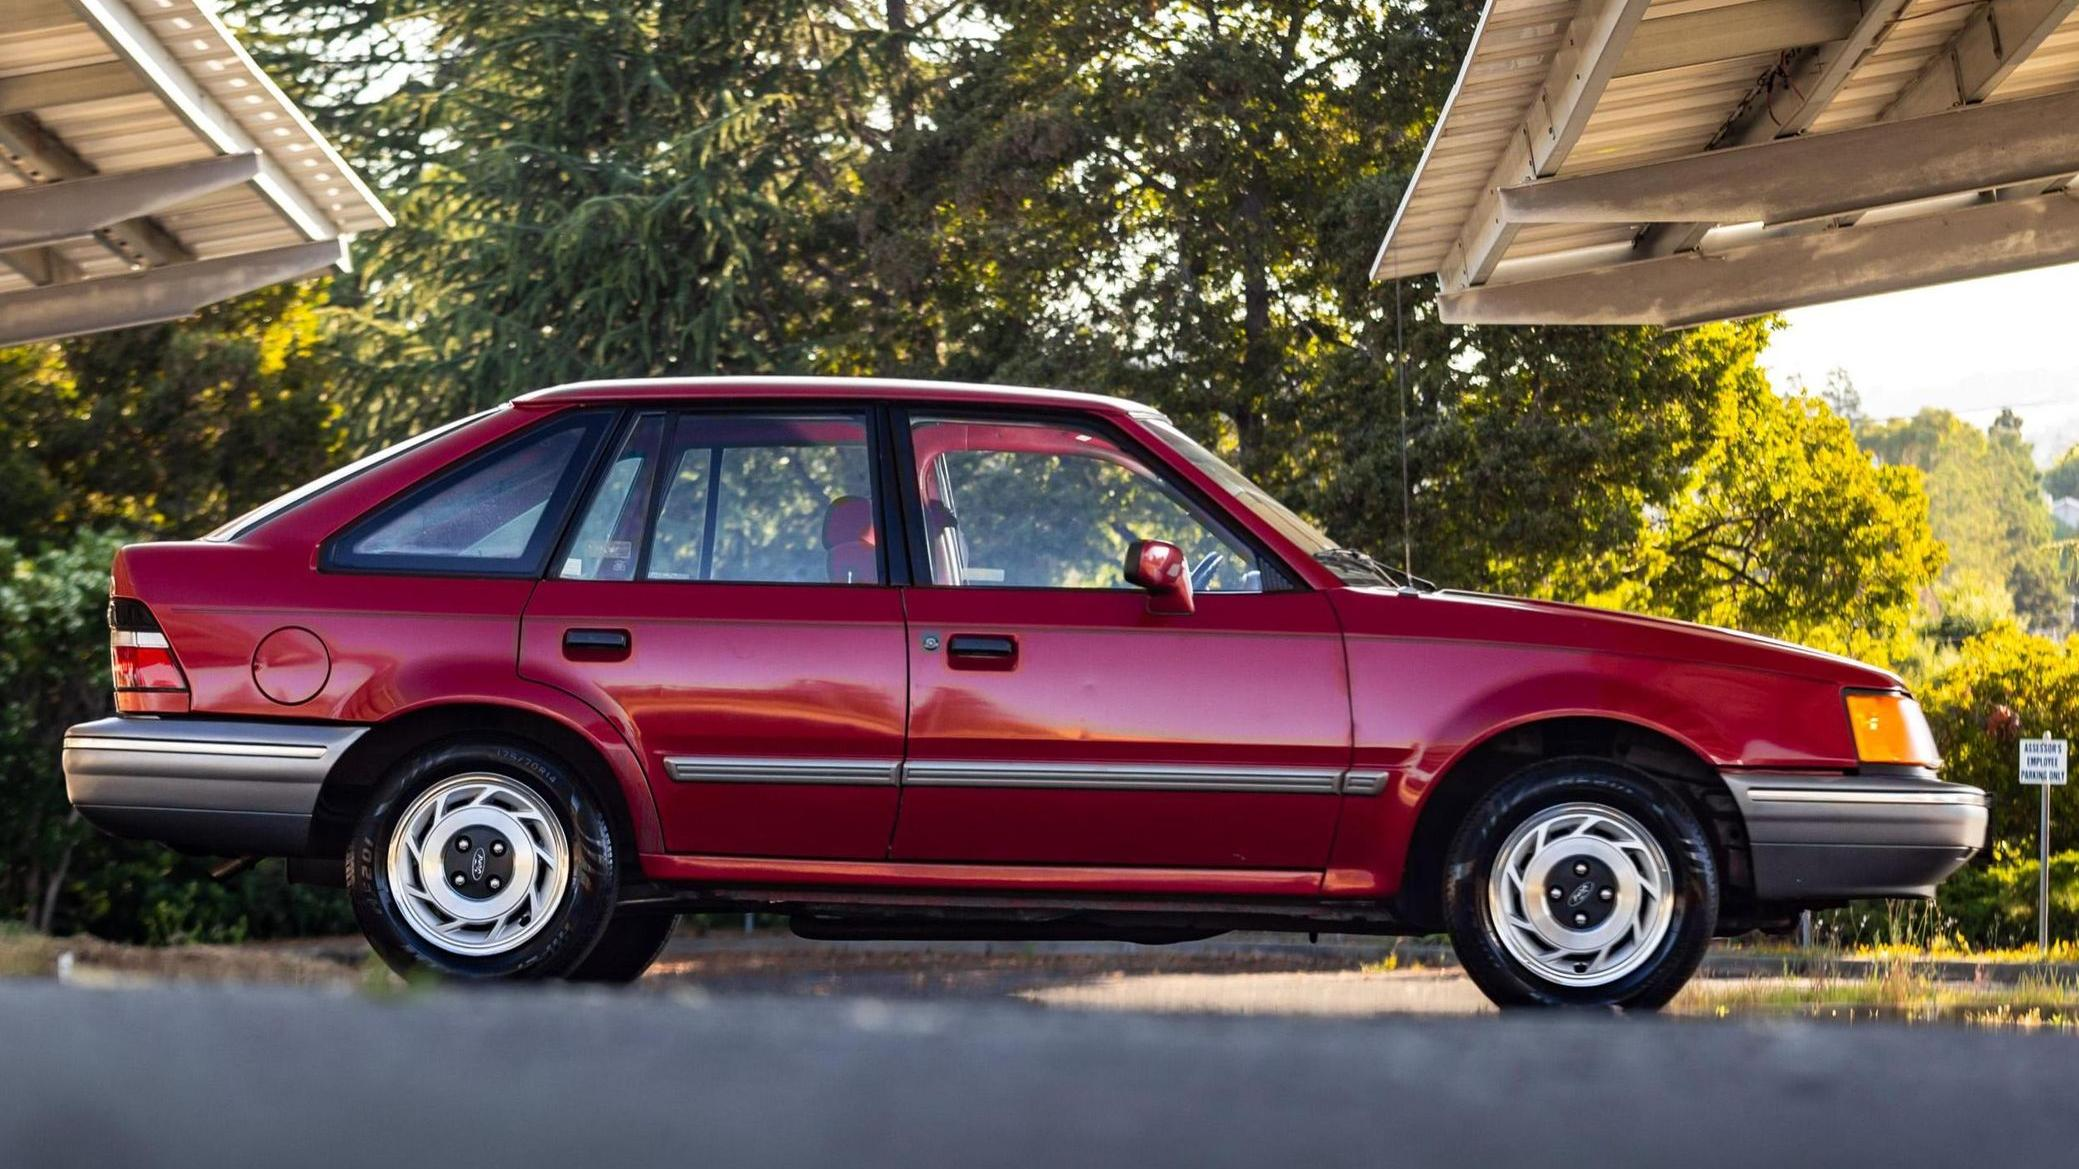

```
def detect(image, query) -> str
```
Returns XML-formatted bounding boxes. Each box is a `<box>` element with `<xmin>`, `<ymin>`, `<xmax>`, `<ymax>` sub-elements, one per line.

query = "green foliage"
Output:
<box><xmin>1586</xmin><ymin>384</ymin><xmax>1945</xmax><ymax>665</ymax></box>
<box><xmin>2048</xmin><ymin>444</ymin><xmax>2079</xmax><ymax>502</ymax></box>
<box><xmin>241</xmin><ymin>0</ymin><xmax>894</xmax><ymax>444</ymax></box>
<box><xmin>1313</xmin><ymin>321</ymin><xmax>1750</xmax><ymax>598</ymax></box>
<box><xmin>1936</xmin><ymin>844</ymin><xmax>2079</xmax><ymax>951</ymax></box>
<box><xmin>1861</xmin><ymin>409</ymin><xmax>2065</xmax><ymax>630</ymax></box>
<box><xmin>0</xmin><ymin>285</ymin><xmax>344</xmax><ymax>549</ymax></box>
<box><xmin>1918</xmin><ymin>624</ymin><xmax>2079</xmax><ymax>847</ymax></box>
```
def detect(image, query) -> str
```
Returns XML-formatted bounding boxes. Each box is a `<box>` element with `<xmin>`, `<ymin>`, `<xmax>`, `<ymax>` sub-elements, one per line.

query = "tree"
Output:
<box><xmin>829</xmin><ymin>1</ymin><xmax>1815</xmax><ymax>605</ymax></box>
<box><xmin>1591</xmin><ymin>386</ymin><xmax>1944</xmax><ymax>665</ymax></box>
<box><xmin>0</xmin><ymin>284</ymin><xmax>343</xmax><ymax>549</ymax></box>
<box><xmin>2048</xmin><ymin>443</ymin><xmax>2079</xmax><ymax>502</ymax></box>
<box><xmin>1861</xmin><ymin>409</ymin><xmax>2065</xmax><ymax>630</ymax></box>
<box><xmin>236</xmin><ymin>0</ymin><xmax>901</xmax><ymax>444</ymax></box>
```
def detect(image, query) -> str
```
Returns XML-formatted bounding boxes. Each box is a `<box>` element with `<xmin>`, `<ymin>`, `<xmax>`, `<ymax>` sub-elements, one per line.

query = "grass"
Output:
<box><xmin>0</xmin><ymin>927</ymin><xmax>366</xmax><ymax>987</ymax></box>
<box><xmin>1675</xmin><ymin>960</ymin><xmax>2079</xmax><ymax>1030</ymax></box>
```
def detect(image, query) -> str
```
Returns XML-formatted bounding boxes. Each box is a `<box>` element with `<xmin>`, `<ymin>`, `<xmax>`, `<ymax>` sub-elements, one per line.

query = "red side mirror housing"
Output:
<box><xmin>1124</xmin><ymin>539</ymin><xmax>1194</xmax><ymax>615</ymax></box>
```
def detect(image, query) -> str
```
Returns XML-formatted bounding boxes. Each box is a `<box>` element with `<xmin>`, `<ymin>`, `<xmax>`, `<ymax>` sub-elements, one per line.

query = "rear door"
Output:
<box><xmin>888</xmin><ymin>409</ymin><xmax>1351</xmax><ymax>870</ymax></box>
<box><xmin>520</xmin><ymin>406</ymin><xmax>908</xmax><ymax>859</ymax></box>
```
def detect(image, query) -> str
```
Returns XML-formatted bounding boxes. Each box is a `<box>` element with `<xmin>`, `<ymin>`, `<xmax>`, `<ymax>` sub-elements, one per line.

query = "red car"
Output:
<box><xmin>63</xmin><ymin>377</ymin><xmax>1985</xmax><ymax>1006</ymax></box>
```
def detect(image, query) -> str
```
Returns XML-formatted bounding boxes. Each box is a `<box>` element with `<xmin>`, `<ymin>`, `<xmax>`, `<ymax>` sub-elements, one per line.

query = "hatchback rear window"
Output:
<box><xmin>325</xmin><ymin>411</ymin><xmax>612</xmax><ymax>576</ymax></box>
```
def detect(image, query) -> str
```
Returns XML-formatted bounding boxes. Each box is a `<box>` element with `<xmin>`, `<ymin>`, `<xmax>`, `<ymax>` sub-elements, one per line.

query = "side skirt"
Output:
<box><xmin>624</xmin><ymin>853</ymin><xmax>1409</xmax><ymax>938</ymax></box>
<box><xmin>636</xmin><ymin>853</ymin><xmax>1326</xmax><ymax>897</ymax></box>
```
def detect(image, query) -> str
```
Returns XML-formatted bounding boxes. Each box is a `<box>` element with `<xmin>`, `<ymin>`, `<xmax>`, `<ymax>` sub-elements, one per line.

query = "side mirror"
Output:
<box><xmin>1124</xmin><ymin>539</ymin><xmax>1194</xmax><ymax>615</ymax></box>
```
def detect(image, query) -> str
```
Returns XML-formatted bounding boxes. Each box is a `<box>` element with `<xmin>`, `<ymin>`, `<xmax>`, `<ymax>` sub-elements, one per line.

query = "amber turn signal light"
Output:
<box><xmin>1844</xmin><ymin>692</ymin><xmax>1940</xmax><ymax>767</ymax></box>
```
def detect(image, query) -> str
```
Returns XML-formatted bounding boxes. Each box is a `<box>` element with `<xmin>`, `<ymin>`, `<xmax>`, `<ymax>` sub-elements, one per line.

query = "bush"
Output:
<box><xmin>1918</xmin><ymin>624</ymin><xmax>2079</xmax><ymax>847</ymax></box>
<box><xmin>1934</xmin><ymin>843</ymin><xmax>2079</xmax><ymax>950</ymax></box>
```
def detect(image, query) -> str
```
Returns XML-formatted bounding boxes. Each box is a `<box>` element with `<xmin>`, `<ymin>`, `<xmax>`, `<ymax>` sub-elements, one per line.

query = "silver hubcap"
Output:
<box><xmin>386</xmin><ymin>773</ymin><xmax>569</xmax><ymax>957</ymax></box>
<box><xmin>1486</xmin><ymin>802</ymin><xmax>1675</xmax><ymax>988</ymax></box>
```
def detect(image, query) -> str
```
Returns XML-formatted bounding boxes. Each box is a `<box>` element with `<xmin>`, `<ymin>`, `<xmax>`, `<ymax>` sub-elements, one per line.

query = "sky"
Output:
<box><xmin>1758</xmin><ymin>263</ymin><xmax>2079</xmax><ymax>465</ymax></box>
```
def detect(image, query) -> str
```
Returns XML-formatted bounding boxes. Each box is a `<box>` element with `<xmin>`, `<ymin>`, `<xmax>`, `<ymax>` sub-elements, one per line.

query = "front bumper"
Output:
<box><xmin>1722</xmin><ymin>770</ymin><xmax>1988</xmax><ymax>902</ymax></box>
<box><xmin>63</xmin><ymin>716</ymin><xmax>366</xmax><ymax>856</ymax></box>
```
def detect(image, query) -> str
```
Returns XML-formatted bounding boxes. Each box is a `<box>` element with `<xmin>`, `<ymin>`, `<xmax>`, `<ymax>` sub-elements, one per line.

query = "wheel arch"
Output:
<box><xmin>1393</xmin><ymin>714</ymin><xmax>1751</xmax><ymax>932</ymax></box>
<box><xmin>312</xmin><ymin>700</ymin><xmax>655</xmax><ymax>870</ymax></box>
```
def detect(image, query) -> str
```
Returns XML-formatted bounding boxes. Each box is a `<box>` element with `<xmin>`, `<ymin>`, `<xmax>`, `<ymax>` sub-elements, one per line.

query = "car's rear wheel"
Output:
<box><xmin>566</xmin><ymin>910</ymin><xmax>677</xmax><ymax>983</ymax></box>
<box><xmin>1443</xmin><ymin>758</ymin><xmax>1717</xmax><ymax>1009</ymax></box>
<box><xmin>348</xmin><ymin>738</ymin><xmax>618</xmax><ymax>980</ymax></box>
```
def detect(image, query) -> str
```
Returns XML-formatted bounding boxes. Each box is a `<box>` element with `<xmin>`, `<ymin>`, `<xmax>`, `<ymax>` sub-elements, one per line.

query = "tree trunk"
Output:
<box><xmin>35</xmin><ymin>811</ymin><xmax>80</xmax><ymax>934</ymax></box>
<box><xmin>1235</xmin><ymin>187</ymin><xmax>1274</xmax><ymax>474</ymax></box>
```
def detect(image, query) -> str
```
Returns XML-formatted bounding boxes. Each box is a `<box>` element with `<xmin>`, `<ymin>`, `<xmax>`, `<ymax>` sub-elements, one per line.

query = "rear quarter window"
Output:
<box><xmin>323</xmin><ymin>410</ymin><xmax>613</xmax><ymax>577</ymax></box>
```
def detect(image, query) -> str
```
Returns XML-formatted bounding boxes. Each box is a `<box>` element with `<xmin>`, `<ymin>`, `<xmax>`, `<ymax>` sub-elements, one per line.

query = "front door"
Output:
<box><xmin>889</xmin><ymin>411</ymin><xmax>1350</xmax><ymax>870</ymax></box>
<box><xmin>520</xmin><ymin>407</ymin><xmax>907</xmax><ymax>859</ymax></box>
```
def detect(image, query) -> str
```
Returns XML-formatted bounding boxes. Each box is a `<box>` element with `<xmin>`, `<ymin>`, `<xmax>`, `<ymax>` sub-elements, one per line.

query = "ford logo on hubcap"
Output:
<box><xmin>1566</xmin><ymin>881</ymin><xmax>1594</xmax><ymax>908</ymax></box>
<box><xmin>469</xmin><ymin>848</ymin><xmax>487</xmax><ymax>883</ymax></box>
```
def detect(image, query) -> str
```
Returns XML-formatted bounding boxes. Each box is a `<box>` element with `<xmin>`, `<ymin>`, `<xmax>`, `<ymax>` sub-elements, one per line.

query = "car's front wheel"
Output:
<box><xmin>1443</xmin><ymin>758</ymin><xmax>1718</xmax><ymax>1009</ymax></box>
<box><xmin>347</xmin><ymin>738</ymin><xmax>619</xmax><ymax>980</ymax></box>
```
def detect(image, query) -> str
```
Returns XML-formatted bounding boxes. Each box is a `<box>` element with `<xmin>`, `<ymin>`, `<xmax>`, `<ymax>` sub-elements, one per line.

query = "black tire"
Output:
<box><xmin>566</xmin><ymin>910</ymin><xmax>678</xmax><ymax>983</ymax></box>
<box><xmin>1442</xmin><ymin>757</ymin><xmax>1718</xmax><ymax>1010</ymax></box>
<box><xmin>347</xmin><ymin>737</ymin><xmax>619</xmax><ymax>981</ymax></box>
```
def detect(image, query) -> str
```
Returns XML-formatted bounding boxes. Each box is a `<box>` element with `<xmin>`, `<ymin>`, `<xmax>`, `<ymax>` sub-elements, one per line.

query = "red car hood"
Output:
<box><xmin>1341</xmin><ymin>587</ymin><xmax>1906</xmax><ymax>692</ymax></box>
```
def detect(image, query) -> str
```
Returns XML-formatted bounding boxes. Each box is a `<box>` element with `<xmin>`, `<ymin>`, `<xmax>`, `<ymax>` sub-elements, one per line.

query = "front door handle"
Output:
<box><xmin>946</xmin><ymin>633</ymin><xmax>1018</xmax><ymax>670</ymax></box>
<box><xmin>564</xmin><ymin>628</ymin><xmax>631</xmax><ymax>660</ymax></box>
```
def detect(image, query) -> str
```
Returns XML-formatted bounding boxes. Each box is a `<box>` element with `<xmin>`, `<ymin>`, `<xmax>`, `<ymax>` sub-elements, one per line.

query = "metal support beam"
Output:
<box><xmin>0</xmin><ymin>112</ymin><xmax>189</xmax><ymax>269</ymax></box>
<box><xmin>1</xmin><ymin>246</ymin><xmax>79</xmax><ymax>286</ymax></box>
<box><xmin>0</xmin><ymin>61</ymin><xmax>146</xmax><ymax>116</ymax></box>
<box><xmin>0</xmin><ymin>238</ymin><xmax>347</xmax><ymax>347</ymax></box>
<box><xmin>1635</xmin><ymin>0</ymin><xmax>1913</xmax><ymax>258</ymax></box>
<box><xmin>1438</xmin><ymin>191</ymin><xmax>2079</xmax><ymax>327</ymax></box>
<box><xmin>0</xmin><ymin>153</ymin><xmax>260</xmax><ymax>251</ymax></box>
<box><xmin>1614</xmin><ymin>0</ymin><xmax>1861</xmax><ymax>78</ymax></box>
<box><xmin>65</xmin><ymin>0</ymin><xmax>334</xmax><ymax>241</ymax></box>
<box><xmin>1883</xmin><ymin>0</ymin><xmax>2079</xmax><ymax>121</ymax></box>
<box><xmin>1499</xmin><ymin>87</ymin><xmax>2079</xmax><ymax>226</ymax></box>
<box><xmin>1437</xmin><ymin>0</ymin><xmax>1653</xmax><ymax>292</ymax></box>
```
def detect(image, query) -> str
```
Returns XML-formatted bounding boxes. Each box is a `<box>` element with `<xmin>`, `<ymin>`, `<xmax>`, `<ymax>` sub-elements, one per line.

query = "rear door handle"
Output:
<box><xmin>946</xmin><ymin>633</ymin><xmax>1017</xmax><ymax>669</ymax></box>
<box><xmin>563</xmin><ymin>628</ymin><xmax>631</xmax><ymax>659</ymax></box>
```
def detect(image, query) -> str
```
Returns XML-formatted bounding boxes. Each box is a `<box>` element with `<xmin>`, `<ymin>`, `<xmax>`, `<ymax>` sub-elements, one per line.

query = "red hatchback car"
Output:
<box><xmin>64</xmin><ymin>377</ymin><xmax>1986</xmax><ymax>1006</ymax></box>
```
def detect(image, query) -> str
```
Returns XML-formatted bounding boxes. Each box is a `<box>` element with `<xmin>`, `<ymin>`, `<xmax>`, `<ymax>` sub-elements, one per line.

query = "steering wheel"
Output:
<box><xmin>1189</xmin><ymin>551</ymin><xmax>1224</xmax><ymax>591</ymax></box>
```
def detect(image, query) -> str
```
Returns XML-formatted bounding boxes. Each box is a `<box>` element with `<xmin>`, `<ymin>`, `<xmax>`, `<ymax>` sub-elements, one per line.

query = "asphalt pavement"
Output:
<box><xmin>1</xmin><ymin>978</ymin><xmax>2074</xmax><ymax>1168</ymax></box>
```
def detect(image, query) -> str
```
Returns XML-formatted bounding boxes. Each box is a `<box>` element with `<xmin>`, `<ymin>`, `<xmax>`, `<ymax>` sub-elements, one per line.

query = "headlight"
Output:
<box><xmin>1844</xmin><ymin>691</ymin><xmax>1940</xmax><ymax>767</ymax></box>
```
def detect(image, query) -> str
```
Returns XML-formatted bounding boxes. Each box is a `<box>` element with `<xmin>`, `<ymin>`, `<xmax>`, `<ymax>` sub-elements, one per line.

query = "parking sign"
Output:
<box><xmin>2021</xmin><ymin>738</ymin><xmax>2069</xmax><ymax>786</ymax></box>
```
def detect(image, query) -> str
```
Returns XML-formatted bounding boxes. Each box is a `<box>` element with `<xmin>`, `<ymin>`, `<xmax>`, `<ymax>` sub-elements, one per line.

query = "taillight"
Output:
<box><xmin>109</xmin><ymin>597</ymin><xmax>188</xmax><ymax>708</ymax></box>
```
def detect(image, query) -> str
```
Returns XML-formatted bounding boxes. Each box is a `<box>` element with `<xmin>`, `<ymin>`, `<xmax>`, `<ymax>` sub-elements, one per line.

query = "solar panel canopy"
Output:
<box><xmin>0</xmin><ymin>0</ymin><xmax>390</xmax><ymax>345</ymax></box>
<box><xmin>1373</xmin><ymin>0</ymin><xmax>2079</xmax><ymax>325</ymax></box>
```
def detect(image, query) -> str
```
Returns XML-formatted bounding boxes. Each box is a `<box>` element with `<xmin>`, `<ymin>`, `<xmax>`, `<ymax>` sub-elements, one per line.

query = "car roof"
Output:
<box><xmin>512</xmin><ymin>376</ymin><xmax>1160</xmax><ymax>418</ymax></box>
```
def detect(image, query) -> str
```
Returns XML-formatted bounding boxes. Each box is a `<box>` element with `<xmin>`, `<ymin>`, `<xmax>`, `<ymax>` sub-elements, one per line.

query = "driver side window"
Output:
<box><xmin>910</xmin><ymin>416</ymin><xmax>1263</xmax><ymax>592</ymax></box>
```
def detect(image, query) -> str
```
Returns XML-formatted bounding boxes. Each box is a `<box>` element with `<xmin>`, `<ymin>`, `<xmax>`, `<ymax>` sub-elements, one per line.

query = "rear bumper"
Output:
<box><xmin>63</xmin><ymin>716</ymin><xmax>366</xmax><ymax>856</ymax></box>
<box><xmin>1722</xmin><ymin>770</ymin><xmax>1988</xmax><ymax>902</ymax></box>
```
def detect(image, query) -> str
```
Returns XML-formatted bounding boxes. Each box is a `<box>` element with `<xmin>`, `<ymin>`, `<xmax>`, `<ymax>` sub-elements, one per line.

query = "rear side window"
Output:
<box><xmin>327</xmin><ymin>411</ymin><xmax>611</xmax><ymax>576</ymax></box>
<box><xmin>558</xmin><ymin>410</ymin><xmax>882</xmax><ymax>585</ymax></box>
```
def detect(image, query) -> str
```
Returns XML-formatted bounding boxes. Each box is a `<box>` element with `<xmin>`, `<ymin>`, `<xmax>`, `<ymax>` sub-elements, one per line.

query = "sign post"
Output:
<box><xmin>2021</xmin><ymin>736</ymin><xmax>2070</xmax><ymax>951</ymax></box>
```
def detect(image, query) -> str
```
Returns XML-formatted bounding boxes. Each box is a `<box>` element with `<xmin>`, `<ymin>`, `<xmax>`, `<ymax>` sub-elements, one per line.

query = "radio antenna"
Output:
<box><xmin>1394</xmin><ymin>275</ymin><xmax>1413</xmax><ymax>579</ymax></box>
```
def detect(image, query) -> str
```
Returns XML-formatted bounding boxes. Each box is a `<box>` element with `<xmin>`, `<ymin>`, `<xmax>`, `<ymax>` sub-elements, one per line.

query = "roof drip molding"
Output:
<box><xmin>1373</xmin><ymin>0</ymin><xmax>2079</xmax><ymax>324</ymax></box>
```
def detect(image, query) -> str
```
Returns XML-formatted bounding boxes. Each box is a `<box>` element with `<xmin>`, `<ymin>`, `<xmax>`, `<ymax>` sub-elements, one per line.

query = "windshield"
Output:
<box><xmin>205</xmin><ymin>407</ymin><xmax>500</xmax><ymax>541</ymax></box>
<box><xmin>1139</xmin><ymin>417</ymin><xmax>1336</xmax><ymax>555</ymax></box>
